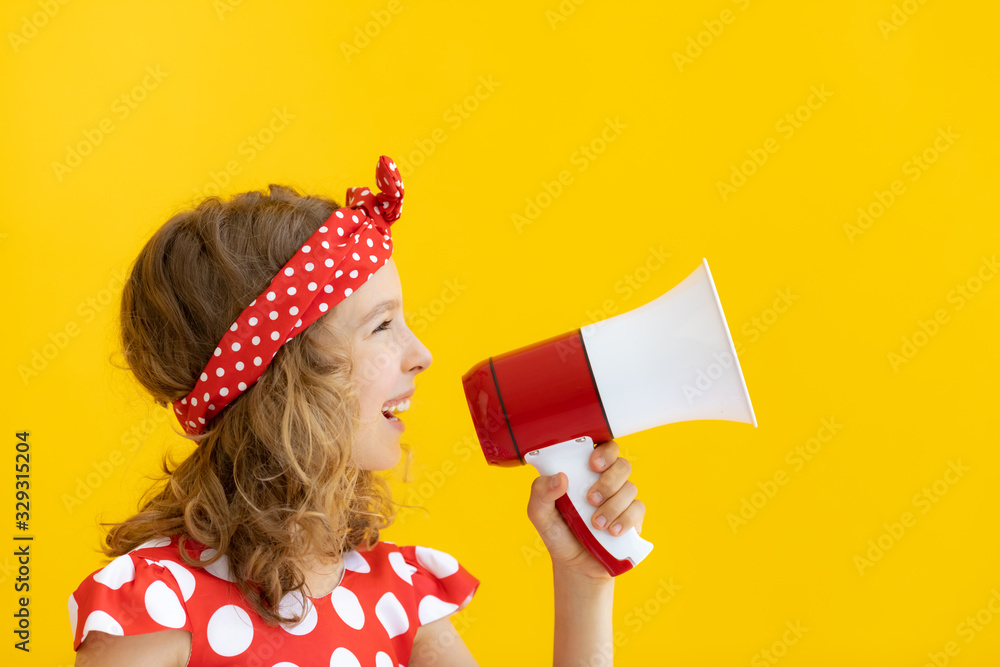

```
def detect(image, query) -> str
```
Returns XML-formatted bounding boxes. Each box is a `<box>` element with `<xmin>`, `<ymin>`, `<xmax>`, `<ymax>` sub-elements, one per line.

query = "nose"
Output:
<box><xmin>410</xmin><ymin>335</ymin><xmax>432</xmax><ymax>373</ymax></box>
<box><xmin>407</xmin><ymin>328</ymin><xmax>433</xmax><ymax>374</ymax></box>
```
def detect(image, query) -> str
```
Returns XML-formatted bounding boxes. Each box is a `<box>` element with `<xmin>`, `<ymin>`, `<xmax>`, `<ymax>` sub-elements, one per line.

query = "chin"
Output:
<box><xmin>360</xmin><ymin>444</ymin><xmax>402</xmax><ymax>472</ymax></box>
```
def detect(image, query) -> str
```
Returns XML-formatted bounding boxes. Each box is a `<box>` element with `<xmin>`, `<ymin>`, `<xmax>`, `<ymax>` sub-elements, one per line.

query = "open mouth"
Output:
<box><xmin>381</xmin><ymin>397</ymin><xmax>411</xmax><ymax>422</ymax></box>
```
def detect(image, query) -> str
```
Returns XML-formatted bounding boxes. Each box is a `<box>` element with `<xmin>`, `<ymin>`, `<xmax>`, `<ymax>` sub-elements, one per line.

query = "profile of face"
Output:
<box><xmin>320</xmin><ymin>258</ymin><xmax>433</xmax><ymax>471</ymax></box>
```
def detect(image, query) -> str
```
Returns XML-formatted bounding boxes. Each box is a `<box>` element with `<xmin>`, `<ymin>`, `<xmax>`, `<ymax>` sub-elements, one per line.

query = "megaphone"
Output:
<box><xmin>461</xmin><ymin>258</ymin><xmax>756</xmax><ymax>577</ymax></box>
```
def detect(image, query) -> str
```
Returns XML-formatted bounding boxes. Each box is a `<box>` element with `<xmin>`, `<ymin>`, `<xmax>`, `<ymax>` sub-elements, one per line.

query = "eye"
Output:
<box><xmin>373</xmin><ymin>319</ymin><xmax>392</xmax><ymax>334</ymax></box>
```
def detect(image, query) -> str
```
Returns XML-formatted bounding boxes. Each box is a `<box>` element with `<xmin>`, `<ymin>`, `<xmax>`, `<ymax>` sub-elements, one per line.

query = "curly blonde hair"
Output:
<box><xmin>98</xmin><ymin>183</ymin><xmax>408</xmax><ymax>626</ymax></box>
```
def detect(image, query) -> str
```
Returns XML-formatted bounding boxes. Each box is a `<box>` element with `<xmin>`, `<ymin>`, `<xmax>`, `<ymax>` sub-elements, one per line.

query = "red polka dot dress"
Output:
<box><xmin>68</xmin><ymin>535</ymin><xmax>479</xmax><ymax>665</ymax></box>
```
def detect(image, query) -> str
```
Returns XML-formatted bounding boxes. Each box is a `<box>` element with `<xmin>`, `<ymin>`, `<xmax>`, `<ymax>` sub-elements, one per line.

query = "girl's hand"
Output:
<box><xmin>526</xmin><ymin>439</ymin><xmax>645</xmax><ymax>581</ymax></box>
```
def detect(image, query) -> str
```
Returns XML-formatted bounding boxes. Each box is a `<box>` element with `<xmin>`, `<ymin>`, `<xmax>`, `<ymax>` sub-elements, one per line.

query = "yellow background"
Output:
<box><xmin>2</xmin><ymin>0</ymin><xmax>998</xmax><ymax>664</ymax></box>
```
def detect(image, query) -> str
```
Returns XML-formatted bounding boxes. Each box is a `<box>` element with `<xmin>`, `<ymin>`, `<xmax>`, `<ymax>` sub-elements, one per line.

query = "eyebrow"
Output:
<box><xmin>359</xmin><ymin>298</ymin><xmax>401</xmax><ymax>327</ymax></box>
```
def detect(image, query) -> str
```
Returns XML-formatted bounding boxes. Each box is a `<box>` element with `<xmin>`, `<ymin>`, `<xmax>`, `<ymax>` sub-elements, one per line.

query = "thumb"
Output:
<box><xmin>526</xmin><ymin>472</ymin><xmax>568</xmax><ymax>528</ymax></box>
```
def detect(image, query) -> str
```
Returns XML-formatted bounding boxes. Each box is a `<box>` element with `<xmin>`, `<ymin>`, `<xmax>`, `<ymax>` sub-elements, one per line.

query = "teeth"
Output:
<box><xmin>383</xmin><ymin>398</ymin><xmax>411</xmax><ymax>415</ymax></box>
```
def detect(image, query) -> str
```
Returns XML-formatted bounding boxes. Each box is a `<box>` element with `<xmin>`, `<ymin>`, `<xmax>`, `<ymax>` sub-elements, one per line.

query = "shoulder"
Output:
<box><xmin>357</xmin><ymin>541</ymin><xmax>467</xmax><ymax>577</ymax></box>
<box><xmin>68</xmin><ymin>536</ymin><xmax>208</xmax><ymax>656</ymax></box>
<box><xmin>357</xmin><ymin>541</ymin><xmax>480</xmax><ymax>627</ymax></box>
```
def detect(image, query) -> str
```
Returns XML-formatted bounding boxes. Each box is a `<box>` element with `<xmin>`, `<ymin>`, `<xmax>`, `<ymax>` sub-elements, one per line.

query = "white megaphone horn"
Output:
<box><xmin>462</xmin><ymin>258</ymin><xmax>757</xmax><ymax>576</ymax></box>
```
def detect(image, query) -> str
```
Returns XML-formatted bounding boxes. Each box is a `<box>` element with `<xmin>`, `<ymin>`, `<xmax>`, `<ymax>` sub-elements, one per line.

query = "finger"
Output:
<box><xmin>607</xmin><ymin>499</ymin><xmax>646</xmax><ymax>537</ymax></box>
<box><xmin>590</xmin><ymin>439</ymin><xmax>620</xmax><ymax>473</ymax></box>
<box><xmin>526</xmin><ymin>473</ymin><xmax>567</xmax><ymax>524</ymax></box>
<box><xmin>587</xmin><ymin>456</ymin><xmax>632</xmax><ymax>506</ymax></box>
<box><xmin>591</xmin><ymin>480</ymin><xmax>638</xmax><ymax>531</ymax></box>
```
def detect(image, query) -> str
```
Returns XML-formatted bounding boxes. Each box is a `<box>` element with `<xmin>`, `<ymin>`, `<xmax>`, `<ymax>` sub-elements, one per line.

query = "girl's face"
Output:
<box><xmin>323</xmin><ymin>258</ymin><xmax>433</xmax><ymax>471</ymax></box>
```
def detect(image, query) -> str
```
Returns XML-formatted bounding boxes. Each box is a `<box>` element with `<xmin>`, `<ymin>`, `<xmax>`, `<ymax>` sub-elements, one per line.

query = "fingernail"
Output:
<box><xmin>611</xmin><ymin>523</ymin><xmax>622</xmax><ymax>535</ymax></box>
<box><xmin>591</xmin><ymin>491</ymin><xmax>603</xmax><ymax>504</ymax></box>
<box><xmin>595</xmin><ymin>515</ymin><xmax>607</xmax><ymax>528</ymax></box>
<box><xmin>550</xmin><ymin>475</ymin><xmax>560</xmax><ymax>489</ymax></box>
<box><xmin>595</xmin><ymin>457</ymin><xmax>606</xmax><ymax>470</ymax></box>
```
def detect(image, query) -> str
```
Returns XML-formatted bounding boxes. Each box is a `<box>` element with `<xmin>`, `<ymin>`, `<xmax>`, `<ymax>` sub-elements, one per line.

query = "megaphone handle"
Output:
<box><xmin>525</xmin><ymin>437</ymin><xmax>654</xmax><ymax>577</ymax></box>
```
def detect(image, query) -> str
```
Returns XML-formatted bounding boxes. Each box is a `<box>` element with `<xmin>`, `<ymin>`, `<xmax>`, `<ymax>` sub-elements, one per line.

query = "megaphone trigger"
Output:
<box><xmin>525</xmin><ymin>437</ymin><xmax>655</xmax><ymax>577</ymax></box>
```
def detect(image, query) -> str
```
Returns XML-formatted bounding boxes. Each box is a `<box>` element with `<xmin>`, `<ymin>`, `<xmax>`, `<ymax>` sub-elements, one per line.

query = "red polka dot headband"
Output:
<box><xmin>172</xmin><ymin>155</ymin><xmax>404</xmax><ymax>435</ymax></box>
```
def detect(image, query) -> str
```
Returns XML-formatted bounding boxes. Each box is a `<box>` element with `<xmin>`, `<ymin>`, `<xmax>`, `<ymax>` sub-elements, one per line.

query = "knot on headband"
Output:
<box><xmin>346</xmin><ymin>155</ymin><xmax>404</xmax><ymax>234</ymax></box>
<box><xmin>171</xmin><ymin>154</ymin><xmax>404</xmax><ymax>435</ymax></box>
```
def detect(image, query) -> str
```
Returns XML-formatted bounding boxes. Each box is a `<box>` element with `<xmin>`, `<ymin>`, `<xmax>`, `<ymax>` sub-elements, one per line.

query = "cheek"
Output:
<box><xmin>353</xmin><ymin>350</ymin><xmax>397</xmax><ymax>408</ymax></box>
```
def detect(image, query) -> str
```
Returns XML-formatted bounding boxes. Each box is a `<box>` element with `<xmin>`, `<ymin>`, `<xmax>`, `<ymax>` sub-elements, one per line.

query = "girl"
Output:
<box><xmin>68</xmin><ymin>155</ymin><xmax>646</xmax><ymax>666</ymax></box>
